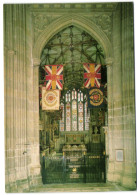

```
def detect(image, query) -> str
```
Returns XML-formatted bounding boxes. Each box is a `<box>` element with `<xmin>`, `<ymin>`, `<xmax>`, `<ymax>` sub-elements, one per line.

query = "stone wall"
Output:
<box><xmin>120</xmin><ymin>3</ymin><xmax>135</xmax><ymax>188</ymax></box>
<box><xmin>4</xmin><ymin>4</ymin><xmax>41</xmax><ymax>192</ymax></box>
<box><xmin>107</xmin><ymin>3</ymin><xmax>136</xmax><ymax>189</ymax></box>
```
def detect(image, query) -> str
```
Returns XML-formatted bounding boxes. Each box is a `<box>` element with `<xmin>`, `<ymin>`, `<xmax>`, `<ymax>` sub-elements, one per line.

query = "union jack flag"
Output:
<box><xmin>45</xmin><ymin>65</ymin><xmax>63</xmax><ymax>90</ymax></box>
<box><xmin>83</xmin><ymin>63</ymin><xmax>101</xmax><ymax>88</ymax></box>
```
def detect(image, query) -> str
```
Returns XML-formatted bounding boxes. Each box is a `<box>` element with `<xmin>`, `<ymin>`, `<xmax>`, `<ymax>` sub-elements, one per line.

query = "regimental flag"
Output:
<box><xmin>87</xmin><ymin>87</ymin><xmax>104</xmax><ymax>108</ymax></box>
<box><xmin>42</xmin><ymin>87</ymin><xmax>60</xmax><ymax>110</ymax></box>
<box><xmin>83</xmin><ymin>63</ymin><xmax>101</xmax><ymax>88</ymax></box>
<box><xmin>45</xmin><ymin>65</ymin><xmax>63</xmax><ymax>90</ymax></box>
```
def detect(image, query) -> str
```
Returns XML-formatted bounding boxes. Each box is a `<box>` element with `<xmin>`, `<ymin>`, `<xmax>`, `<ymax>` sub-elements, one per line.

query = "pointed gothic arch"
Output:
<box><xmin>33</xmin><ymin>14</ymin><xmax>112</xmax><ymax>64</ymax></box>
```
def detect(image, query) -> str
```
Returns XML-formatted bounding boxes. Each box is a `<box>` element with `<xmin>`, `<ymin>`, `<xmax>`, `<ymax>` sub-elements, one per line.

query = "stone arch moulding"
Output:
<box><xmin>33</xmin><ymin>14</ymin><xmax>113</xmax><ymax>65</ymax></box>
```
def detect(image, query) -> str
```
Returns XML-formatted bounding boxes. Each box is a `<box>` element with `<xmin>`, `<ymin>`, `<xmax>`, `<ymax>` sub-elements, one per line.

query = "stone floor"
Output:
<box><xmin>29</xmin><ymin>182</ymin><xmax>136</xmax><ymax>192</ymax></box>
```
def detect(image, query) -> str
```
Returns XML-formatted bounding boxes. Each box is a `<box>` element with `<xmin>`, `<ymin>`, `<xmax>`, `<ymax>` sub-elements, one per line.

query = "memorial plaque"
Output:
<box><xmin>116</xmin><ymin>149</ymin><xmax>124</xmax><ymax>162</ymax></box>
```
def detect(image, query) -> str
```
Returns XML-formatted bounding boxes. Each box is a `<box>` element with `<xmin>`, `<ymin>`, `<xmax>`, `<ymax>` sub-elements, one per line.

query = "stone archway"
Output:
<box><xmin>33</xmin><ymin>14</ymin><xmax>112</xmax><ymax>63</ymax></box>
<box><xmin>32</xmin><ymin>14</ymin><xmax>113</xmax><ymax>183</ymax></box>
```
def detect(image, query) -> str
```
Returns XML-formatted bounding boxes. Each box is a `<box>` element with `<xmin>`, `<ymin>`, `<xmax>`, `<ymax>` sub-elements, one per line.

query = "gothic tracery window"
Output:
<box><xmin>59</xmin><ymin>89</ymin><xmax>90</xmax><ymax>131</ymax></box>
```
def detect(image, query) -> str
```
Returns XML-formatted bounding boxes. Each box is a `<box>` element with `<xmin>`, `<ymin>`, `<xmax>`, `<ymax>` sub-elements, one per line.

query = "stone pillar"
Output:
<box><xmin>4</xmin><ymin>4</ymin><xmax>29</xmax><ymax>192</ymax></box>
<box><xmin>107</xmin><ymin>3</ymin><xmax>124</xmax><ymax>184</ymax></box>
<box><xmin>5</xmin><ymin>48</ymin><xmax>17</xmax><ymax>192</ymax></box>
<box><xmin>28</xmin><ymin>58</ymin><xmax>41</xmax><ymax>187</ymax></box>
<box><xmin>4</xmin><ymin>4</ymin><xmax>17</xmax><ymax>192</ymax></box>
<box><xmin>25</xmin><ymin>5</ymin><xmax>42</xmax><ymax>189</ymax></box>
<box><xmin>104</xmin><ymin>58</ymin><xmax>113</xmax><ymax>182</ymax></box>
<box><xmin>120</xmin><ymin>2</ymin><xmax>136</xmax><ymax>189</ymax></box>
<box><xmin>107</xmin><ymin>3</ymin><xmax>136</xmax><ymax>189</ymax></box>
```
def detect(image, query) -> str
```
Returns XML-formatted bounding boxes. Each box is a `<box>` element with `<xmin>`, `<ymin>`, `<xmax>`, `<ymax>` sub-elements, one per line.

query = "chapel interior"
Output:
<box><xmin>39</xmin><ymin>26</ymin><xmax>108</xmax><ymax>184</ymax></box>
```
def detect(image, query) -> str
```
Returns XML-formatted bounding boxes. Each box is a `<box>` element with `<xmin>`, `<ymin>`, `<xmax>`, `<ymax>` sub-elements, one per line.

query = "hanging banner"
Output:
<box><xmin>87</xmin><ymin>87</ymin><xmax>104</xmax><ymax>108</ymax></box>
<box><xmin>42</xmin><ymin>87</ymin><xmax>60</xmax><ymax>110</ymax></box>
<box><xmin>45</xmin><ymin>65</ymin><xmax>63</xmax><ymax>90</ymax></box>
<box><xmin>83</xmin><ymin>63</ymin><xmax>101</xmax><ymax>88</ymax></box>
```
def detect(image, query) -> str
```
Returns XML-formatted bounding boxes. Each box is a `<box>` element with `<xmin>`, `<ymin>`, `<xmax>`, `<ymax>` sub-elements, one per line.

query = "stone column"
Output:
<box><xmin>107</xmin><ymin>3</ymin><xmax>136</xmax><ymax>189</ymax></box>
<box><xmin>4</xmin><ymin>4</ymin><xmax>17</xmax><ymax>191</ymax></box>
<box><xmin>5</xmin><ymin>48</ymin><xmax>17</xmax><ymax>192</ymax></box>
<box><xmin>25</xmin><ymin>5</ymin><xmax>42</xmax><ymax>188</ymax></box>
<box><xmin>107</xmin><ymin>4</ymin><xmax>124</xmax><ymax>183</ymax></box>
<box><xmin>29</xmin><ymin>58</ymin><xmax>41</xmax><ymax>186</ymax></box>
<box><xmin>104</xmin><ymin>58</ymin><xmax>113</xmax><ymax>182</ymax></box>
<box><xmin>4</xmin><ymin>4</ymin><xmax>31</xmax><ymax>192</ymax></box>
<box><xmin>13</xmin><ymin>5</ymin><xmax>29</xmax><ymax>192</ymax></box>
<box><xmin>120</xmin><ymin>2</ymin><xmax>136</xmax><ymax>189</ymax></box>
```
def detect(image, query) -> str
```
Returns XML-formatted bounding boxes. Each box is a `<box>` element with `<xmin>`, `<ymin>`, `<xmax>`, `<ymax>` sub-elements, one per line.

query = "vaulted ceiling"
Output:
<box><xmin>39</xmin><ymin>25</ymin><xmax>107</xmax><ymax>93</ymax></box>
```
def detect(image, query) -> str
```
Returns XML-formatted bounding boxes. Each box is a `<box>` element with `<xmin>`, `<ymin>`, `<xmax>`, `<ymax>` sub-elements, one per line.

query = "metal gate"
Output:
<box><xmin>41</xmin><ymin>155</ymin><xmax>106</xmax><ymax>184</ymax></box>
<box><xmin>83</xmin><ymin>155</ymin><xmax>106</xmax><ymax>183</ymax></box>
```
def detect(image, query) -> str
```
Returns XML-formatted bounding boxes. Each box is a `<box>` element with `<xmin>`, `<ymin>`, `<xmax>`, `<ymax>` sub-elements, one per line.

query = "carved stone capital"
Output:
<box><xmin>105</xmin><ymin>57</ymin><xmax>113</xmax><ymax>66</ymax></box>
<box><xmin>33</xmin><ymin>58</ymin><xmax>41</xmax><ymax>67</ymax></box>
<box><xmin>102</xmin><ymin>126</ymin><xmax>108</xmax><ymax>134</ymax></box>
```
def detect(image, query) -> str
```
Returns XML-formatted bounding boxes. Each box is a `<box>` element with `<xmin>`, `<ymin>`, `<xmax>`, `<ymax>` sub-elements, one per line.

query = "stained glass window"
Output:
<box><xmin>59</xmin><ymin>89</ymin><xmax>90</xmax><ymax>131</ymax></box>
<box><xmin>60</xmin><ymin>103</ymin><xmax>64</xmax><ymax>131</ymax></box>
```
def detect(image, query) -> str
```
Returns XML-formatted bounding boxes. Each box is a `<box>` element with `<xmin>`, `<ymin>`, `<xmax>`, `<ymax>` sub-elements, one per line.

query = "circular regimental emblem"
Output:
<box><xmin>43</xmin><ymin>90</ymin><xmax>58</xmax><ymax>107</ymax></box>
<box><xmin>89</xmin><ymin>88</ymin><xmax>103</xmax><ymax>106</ymax></box>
